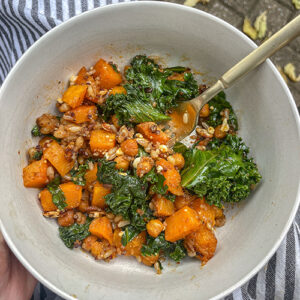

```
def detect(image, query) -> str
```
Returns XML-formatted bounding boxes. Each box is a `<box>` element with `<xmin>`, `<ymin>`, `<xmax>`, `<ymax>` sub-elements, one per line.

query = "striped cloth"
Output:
<box><xmin>0</xmin><ymin>1</ymin><xmax>299</xmax><ymax>299</ymax></box>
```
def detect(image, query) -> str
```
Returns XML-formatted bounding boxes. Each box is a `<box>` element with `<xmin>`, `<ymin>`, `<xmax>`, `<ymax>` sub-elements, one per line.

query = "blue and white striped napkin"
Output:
<box><xmin>0</xmin><ymin>1</ymin><xmax>299</xmax><ymax>299</ymax></box>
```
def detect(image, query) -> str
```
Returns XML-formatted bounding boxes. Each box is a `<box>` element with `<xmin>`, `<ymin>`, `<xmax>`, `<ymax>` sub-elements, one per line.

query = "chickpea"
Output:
<box><xmin>146</xmin><ymin>219</ymin><xmax>165</xmax><ymax>238</ymax></box>
<box><xmin>111</xmin><ymin>114</ymin><xmax>120</xmax><ymax>130</ymax></box>
<box><xmin>74</xmin><ymin>211</ymin><xmax>87</xmax><ymax>224</ymax></box>
<box><xmin>167</xmin><ymin>153</ymin><xmax>185</xmax><ymax>169</ymax></box>
<box><xmin>121</xmin><ymin>139</ymin><xmax>138</xmax><ymax>157</ymax></box>
<box><xmin>114</xmin><ymin>156</ymin><xmax>130</xmax><ymax>170</ymax></box>
<box><xmin>214</xmin><ymin>125</ymin><xmax>227</xmax><ymax>139</ymax></box>
<box><xmin>136</xmin><ymin>157</ymin><xmax>154</xmax><ymax>177</ymax></box>
<box><xmin>36</xmin><ymin>113</ymin><xmax>59</xmax><ymax>135</ymax></box>
<box><xmin>199</xmin><ymin>104</ymin><xmax>210</xmax><ymax>118</ymax></box>
<box><xmin>57</xmin><ymin>102</ymin><xmax>71</xmax><ymax>113</ymax></box>
<box><xmin>58</xmin><ymin>210</ymin><xmax>74</xmax><ymax>227</ymax></box>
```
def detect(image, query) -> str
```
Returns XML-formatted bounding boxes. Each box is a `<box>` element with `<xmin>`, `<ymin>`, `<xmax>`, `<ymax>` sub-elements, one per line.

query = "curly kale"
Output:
<box><xmin>206</xmin><ymin>91</ymin><xmax>238</xmax><ymax>130</ymax></box>
<box><xmin>181</xmin><ymin>137</ymin><xmax>261</xmax><ymax>207</ymax></box>
<box><xmin>47</xmin><ymin>177</ymin><xmax>67</xmax><ymax>211</ymax></box>
<box><xmin>101</xmin><ymin>55</ymin><xmax>199</xmax><ymax>126</ymax></box>
<box><xmin>59</xmin><ymin>217</ymin><xmax>92</xmax><ymax>248</ymax></box>
<box><xmin>141</xmin><ymin>233</ymin><xmax>186</xmax><ymax>262</ymax></box>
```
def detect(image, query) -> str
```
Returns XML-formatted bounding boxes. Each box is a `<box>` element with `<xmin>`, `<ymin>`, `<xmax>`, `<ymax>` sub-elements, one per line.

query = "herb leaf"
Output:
<box><xmin>59</xmin><ymin>218</ymin><xmax>92</xmax><ymax>248</ymax></box>
<box><xmin>32</xmin><ymin>150</ymin><xmax>43</xmax><ymax>160</ymax></box>
<box><xmin>121</xmin><ymin>226</ymin><xmax>140</xmax><ymax>246</ymax></box>
<box><xmin>47</xmin><ymin>177</ymin><xmax>67</xmax><ymax>211</ymax></box>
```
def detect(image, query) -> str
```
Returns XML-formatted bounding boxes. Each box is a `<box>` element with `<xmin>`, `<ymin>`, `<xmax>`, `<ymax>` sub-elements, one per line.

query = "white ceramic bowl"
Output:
<box><xmin>0</xmin><ymin>2</ymin><xmax>299</xmax><ymax>299</ymax></box>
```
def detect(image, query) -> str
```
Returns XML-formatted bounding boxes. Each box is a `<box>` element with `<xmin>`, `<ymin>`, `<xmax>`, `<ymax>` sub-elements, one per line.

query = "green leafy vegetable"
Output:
<box><xmin>181</xmin><ymin>139</ymin><xmax>261</xmax><ymax>207</ymax></box>
<box><xmin>164</xmin><ymin>66</ymin><xmax>187</xmax><ymax>73</ymax></box>
<box><xmin>101</xmin><ymin>55</ymin><xmax>198</xmax><ymax>126</ymax></box>
<box><xmin>121</xmin><ymin>226</ymin><xmax>140</xmax><ymax>246</ymax></box>
<box><xmin>32</xmin><ymin>150</ymin><xmax>43</xmax><ymax>160</ymax></box>
<box><xmin>207</xmin><ymin>92</ymin><xmax>238</xmax><ymax>130</ymax></box>
<box><xmin>47</xmin><ymin>177</ymin><xmax>67</xmax><ymax>211</ymax></box>
<box><xmin>173</xmin><ymin>142</ymin><xmax>188</xmax><ymax>154</ymax></box>
<box><xmin>59</xmin><ymin>218</ymin><xmax>92</xmax><ymax>248</ymax></box>
<box><xmin>138</xmin><ymin>146</ymin><xmax>149</xmax><ymax>157</ymax></box>
<box><xmin>97</xmin><ymin>160</ymin><xmax>152</xmax><ymax>231</ymax></box>
<box><xmin>31</xmin><ymin>125</ymin><xmax>42</xmax><ymax>137</ymax></box>
<box><xmin>70</xmin><ymin>163</ymin><xmax>89</xmax><ymax>186</ymax></box>
<box><xmin>141</xmin><ymin>233</ymin><xmax>186</xmax><ymax>262</ymax></box>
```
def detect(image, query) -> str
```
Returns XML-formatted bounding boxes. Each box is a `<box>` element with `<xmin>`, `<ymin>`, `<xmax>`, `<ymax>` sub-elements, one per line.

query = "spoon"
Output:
<box><xmin>169</xmin><ymin>15</ymin><xmax>300</xmax><ymax>143</ymax></box>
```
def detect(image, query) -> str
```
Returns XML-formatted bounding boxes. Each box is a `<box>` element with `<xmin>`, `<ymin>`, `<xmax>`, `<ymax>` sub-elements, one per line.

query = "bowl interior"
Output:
<box><xmin>0</xmin><ymin>3</ymin><xmax>299</xmax><ymax>300</ymax></box>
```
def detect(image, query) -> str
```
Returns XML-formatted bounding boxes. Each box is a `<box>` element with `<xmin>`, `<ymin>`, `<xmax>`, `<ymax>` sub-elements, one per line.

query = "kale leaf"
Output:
<box><xmin>97</xmin><ymin>159</ymin><xmax>152</xmax><ymax>231</ymax></box>
<box><xmin>32</xmin><ymin>150</ymin><xmax>43</xmax><ymax>160</ymax></box>
<box><xmin>121</xmin><ymin>226</ymin><xmax>141</xmax><ymax>246</ymax></box>
<box><xmin>181</xmin><ymin>139</ymin><xmax>261</xmax><ymax>207</ymax></box>
<box><xmin>47</xmin><ymin>177</ymin><xmax>67</xmax><ymax>211</ymax></box>
<box><xmin>101</xmin><ymin>55</ymin><xmax>199</xmax><ymax>126</ymax></box>
<box><xmin>31</xmin><ymin>125</ymin><xmax>42</xmax><ymax>137</ymax></box>
<box><xmin>207</xmin><ymin>91</ymin><xmax>238</xmax><ymax>130</ymax></box>
<box><xmin>141</xmin><ymin>233</ymin><xmax>186</xmax><ymax>262</ymax></box>
<box><xmin>59</xmin><ymin>217</ymin><xmax>92</xmax><ymax>248</ymax></box>
<box><xmin>70</xmin><ymin>163</ymin><xmax>89</xmax><ymax>186</ymax></box>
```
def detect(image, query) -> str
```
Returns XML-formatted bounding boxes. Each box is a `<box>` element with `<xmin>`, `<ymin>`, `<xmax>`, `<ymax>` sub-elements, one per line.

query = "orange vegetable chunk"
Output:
<box><xmin>43</xmin><ymin>141</ymin><xmax>74</xmax><ymax>176</ymax></box>
<box><xmin>84</xmin><ymin>163</ymin><xmax>98</xmax><ymax>186</ymax></box>
<box><xmin>75</xmin><ymin>66</ymin><xmax>87</xmax><ymax>85</ymax></box>
<box><xmin>39</xmin><ymin>182</ymin><xmax>81</xmax><ymax>211</ymax></box>
<box><xmin>39</xmin><ymin>189</ymin><xmax>57</xmax><ymax>212</ymax></box>
<box><xmin>93</xmin><ymin>59</ymin><xmax>122</xmax><ymax>89</ymax></box>
<box><xmin>60</xmin><ymin>182</ymin><xmax>82</xmax><ymax>209</ymax></box>
<box><xmin>89</xmin><ymin>217</ymin><xmax>113</xmax><ymax>245</ymax></box>
<box><xmin>91</xmin><ymin>182</ymin><xmax>111</xmax><ymax>208</ymax></box>
<box><xmin>136</xmin><ymin>122</ymin><xmax>170</xmax><ymax>145</ymax></box>
<box><xmin>165</xmin><ymin>206</ymin><xmax>200</xmax><ymax>242</ymax></box>
<box><xmin>110</xmin><ymin>86</ymin><xmax>126</xmax><ymax>95</ymax></box>
<box><xmin>190</xmin><ymin>198</ymin><xmax>216</xmax><ymax>227</ymax></box>
<box><xmin>90</xmin><ymin>129</ymin><xmax>116</xmax><ymax>152</ymax></box>
<box><xmin>152</xmin><ymin>194</ymin><xmax>175</xmax><ymax>217</ymax></box>
<box><xmin>174</xmin><ymin>193</ymin><xmax>197</xmax><ymax>210</ymax></box>
<box><xmin>121</xmin><ymin>139</ymin><xmax>138</xmax><ymax>157</ymax></box>
<box><xmin>125</xmin><ymin>231</ymin><xmax>146</xmax><ymax>257</ymax></box>
<box><xmin>62</xmin><ymin>85</ymin><xmax>87</xmax><ymax>108</ymax></box>
<box><xmin>63</xmin><ymin>105</ymin><xmax>97</xmax><ymax>124</ymax></box>
<box><xmin>146</xmin><ymin>219</ymin><xmax>164</xmax><ymax>238</ymax></box>
<box><xmin>23</xmin><ymin>159</ymin><xmax>49</xmax><ymax>188</ymax></box>
<box><xmin>156</xmin><ymin>159</ymin><xmax>183</xmax><ymax>196</ymax></box>
<box><xmin>141</xmin><ymin>254</ymin><xmax>159</xmax><ymax>266</ymax></box>
<box><xmin>184</xmin><ymin>223</ymin><xmax>217</xmax><ymax>264</ymax></box>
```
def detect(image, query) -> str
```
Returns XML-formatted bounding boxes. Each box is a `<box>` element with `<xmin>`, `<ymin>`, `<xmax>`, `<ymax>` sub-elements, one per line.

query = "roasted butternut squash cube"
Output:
<box><xmin>43</xmin><ymin>141</ymin><xmax>74</xmax><ymax>176</ymax></box>
<box><xmin>89</xmin><ymin>129</ymin><xmax>116</xmax><ymax>152</ymax></box>
<box><xmin>165</xmin><ymin>206</ymin><xmax>200</xmax><ymax>242</ymax></box>
<box><xmin>23</xmin><ymin>159</ymin><xmax>49</xmax><ymax>188</ymax></box>
<box><xmin>136</xmin><ymin>122</ymin><xmax>170</xmax><ymax>145</ymax></box>
<box><xmin>62</xmin><ymin>85</ymin><xmax>87</xmax><ymax>108</ymax></box>
<box><xmin>152</xmin><ymin>194</ymin><xmax>175</xmax><ymax>217</ymax></box>
<box><xmin>91</xmin><ymin>182</ymin><xmax>111</xmax><ymax>208</ymax></box>
<box><xmin>89</xmin><ymin>217</ymin><xmax>113</xmax><ymax>245</ymax></box>
<box><xmin>63</xmin><ymin>105</ymin><xmax>97</xmax><ymax>124</ymax></box>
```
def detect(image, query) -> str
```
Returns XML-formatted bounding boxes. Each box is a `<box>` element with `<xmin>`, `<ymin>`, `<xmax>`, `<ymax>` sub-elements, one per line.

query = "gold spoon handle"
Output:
<box><xmin>191</xmin><ymin>14</ymin><xmax>300</xmax><ymax>112</ymax></box>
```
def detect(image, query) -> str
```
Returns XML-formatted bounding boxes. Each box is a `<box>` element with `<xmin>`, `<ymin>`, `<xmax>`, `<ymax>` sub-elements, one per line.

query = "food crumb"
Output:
<box><xmin>183</xmin><ymin>0</ymin><xmax>210</xmax><ymax>7</ymax></box>
<box><xmin>283</xmin><ymin>63</ymin><xmax>300</xmax><ymax>82</ymax></box>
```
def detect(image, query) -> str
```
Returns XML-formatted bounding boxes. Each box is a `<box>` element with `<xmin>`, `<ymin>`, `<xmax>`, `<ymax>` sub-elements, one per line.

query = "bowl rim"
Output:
<box><xmin>0</xmin><ymin>1</ymin><xmax>299</xmax><ymax>299</ymax></box>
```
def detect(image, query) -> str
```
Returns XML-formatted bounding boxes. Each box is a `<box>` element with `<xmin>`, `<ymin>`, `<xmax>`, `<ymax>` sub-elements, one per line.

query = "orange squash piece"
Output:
<box><xmin>110</xmin><ymin>86</ymin><xmax>126</xmax><ymax>95</ymax></box>
<box><xmin>125</xmin><ymin>231</ymin><xmax>146</xmax><ymax>257</ymax></box>
<box><xmin>62</xmin><ymin>85</ymin><xmax>87</xmax><ymax>108</ymax></box>
<box><xmin>146</xmin><ymin>219</ymin><xmax>164</xmax><ymax>238</ymax></box>
<box><xmin>136</xmin><ymin>122</ymin><xmax>170</xmax><ymax>145</ymax></box>
<box><xmin>91</xmin><ymin>182</ymin><xmax>111</xmax><ymax>208</ymax></box>
<box><xmin>84</xmin><ymin>163</ymin><xmax>98</xmax><ymax>187</ymax></box>
<box><xmin>93</xmin><ymin>59</ymin><xmax>122</xmax><ymax>89</ymax></box>
<box><xmin>190</xmin><ymin>198</ymin><xmax>216</xmax><ymax>227</ymax></box>
<box><xmin>184</xmin><ymin>223</ymin><xmax>217</xmax><ymax>264</ymax></box>
<box><xmin>39</xmin><ymin>182</ymin><xmax>82</xmax><ymax>211</ymax></box>
<box><xmin>121</xmin><ymin>139</ymin><xmax>138</xmax><ymax>157</ymax></box>
<box><xmin>89</xmin><ymin>217</ymin><xmax>113</xmax><ymax>245</ymax></box>
<box><xmin>89</xmin><ymin>129</ymin><xmax>116</xmax><ymax>152</ymax></box>
<box><xmin>156</xmin><ymin>159</ymin><xmax>183</xmax><ymax>196</ymax></box>
<box><xmin>75</xmin><ymin>66</ymin><xmax>87</xmax><ymax>85</ymax></box>
<box><xmin>165</xmin><ymin>206</ymin><xmax>200</xmax><ymax>242</ymax></box>
<box><xmin>174</xmin><ymin>193</ymin><xmax>197</xmax><ymax>210</ymax></box>
<box><xmin>152</xmin><ymin>194</ymin><xmax>175</xmax><ymax>217</ymax></box>
<box><xmin>63</xmin><ymin>105</ymin><xmax>97</xmax><ymax>124</ymax></box>
<box><xmin>43</xmin><ymin>141</ymin><xmax>74</xmax><ymax>176</ymax></box>
<box><xmin>39</xmin><ymin>189</ymin><xmax>57</xmax><ymax>212</ymax></box>
<box><xmin>23</xmin><ymin>159</ymin><xmax>49</xmax><ymax>188</ymax></box>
